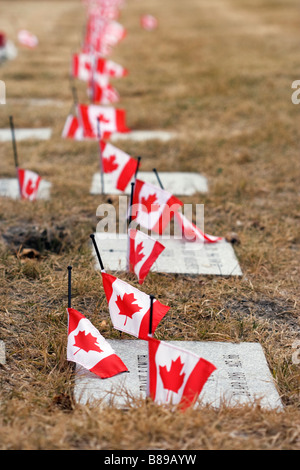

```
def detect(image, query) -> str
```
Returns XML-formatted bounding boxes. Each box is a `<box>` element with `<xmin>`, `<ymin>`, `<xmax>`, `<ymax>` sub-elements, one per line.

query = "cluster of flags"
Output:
<box><xmin>63</xmin><ymin>0</ymin><xmax>223</xmax><ymax>409</ymax></box>
<box><xmin>5</xmin><ymin>0</ymin><xmax>224</xmax><ymax>409</ymax></box>
<box><xmin>62</xmin><ymin>0</ymin><xmax>130</xmax><ymax>141</ymax></box>
<box><xmin>67</xmin><ymin>245</ymin><xmax>217</xmax><ymax>410</ymax></box>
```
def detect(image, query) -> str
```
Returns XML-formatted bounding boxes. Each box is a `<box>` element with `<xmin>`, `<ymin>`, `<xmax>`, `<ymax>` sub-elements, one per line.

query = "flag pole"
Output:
<box><xmin>9</xmin><ymin>116</ymin><xmax>19</xmax><ymax>169</ymax></box>
<box><xmin>153</xmin><ymin>168</ymin><xmax>164</xmax><ymax>190</ymax></box>
<box><xmin>71</xmin><ymin>84</ymin><xmax>78</xmax><ymax>110</ymax></box>
<box><xmin>9</xmin><ymin>116</ymin><xmax>22</xmax><ymax>198</ymax></box>
<box><xmin>146</xmin><ymin>294</ymin><xmax>155</xmax><ymax>399</ymax></box>
<box><xmin>127</xmin><ymin>181</ymin><xmax>135</xmax><ymax>271</ymax></box>
<box><xmin>67</xmin><ymin>265</ymin><xmax>72</xmax><ymax>309</ymax></box>
<box><xmin>97</xmin><ymin>117</ymin><xmax>104</xmax><ymax>195</ymax></box>
<box><xmin>128</xmin><ymin>181</ymin><xmax>135</xmax><ymax>227</ymax></box>
<box><xmin>90</xmin><ymin>234</ymin><xmax>105</xmax><ymax>271</ymax></box>
<box><xmin>149</xmin><ymin>294</ymin><xmax>155</xmax><ymax>337</ymax></box>
<box><xmin>134</xmin><ymin>156</ymin><xmax>141</xmax><ymax>182</ymax></box>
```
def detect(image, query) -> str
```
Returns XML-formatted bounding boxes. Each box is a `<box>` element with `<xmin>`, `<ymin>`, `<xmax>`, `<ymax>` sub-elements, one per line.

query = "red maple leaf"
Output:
<box><xmin>159</xmin><ymin>356</ymin><xmax>185</xmax><ymax>395</ymax></box>
<box><xmin>103</xmin><ymin>155</ymin><xmax>119</xmax><ymax>173</ymax></box>
<box><xmin>98</xmin><ymin>114</ymin><xmax>110</xmax><ymax>124</ymax></box>
<box><xmin>141</xmin><ymin>193</ymin><xmax>160</xmax><ymax>213</ymax></box>
<box><xmin>115</xmin><ymin>292</ymin><xmax>142</xmax><ymax>326</ymax></box>
<box><xmin>25</xmin><ymin>179</ymin><xmax>39</xmax><ymax>196</ymax></box>
<box><xmin>73</xmin><ymin>330</ymin><xmax>103</xmax><ymax>355</ymax></box>
<box><xmin>134</xmin><ymin>242</ymin><xmax>144</xmax><ymax>264</ymax></box>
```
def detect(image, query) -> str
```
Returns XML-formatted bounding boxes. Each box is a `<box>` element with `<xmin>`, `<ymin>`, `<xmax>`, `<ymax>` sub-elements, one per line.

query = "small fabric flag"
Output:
<box><xmin>78</xmin><ymin>104</ymin><xmax>130</xmax><ymax>139</ymax></box>
<box><xmin>100</xmin><ymin>140</ymin><xmax>138</xmax><ymax>191</ymax></box>
<box><xmin>174</xmin><ymin>211</ymin><xmax>222</xmax><ymax>243</ymax></box>
<box><xmin>148</xmin><ymin>337</ymin><xmax>217</xmax><ymax>410</ymax></box>
<box><xmin>101</xmin><ymin>272</ymin><xmax>169</xmax><ymax>339</ymax></box>
<box><xmin>18</xmin><ymin>30</ymin><xmax>38</xmax><ymax>48</ymax></box>
<box><xmin>61</xmin><ymin>114</ymin><xmax>83</xmax><ymax>140</ymax></box>
<box><xmin>71</xmin><ymin>53</ymin><xmax>92</xmax><ymax>82</ymax></box>
<box><xmin>97</xmin><ymin>57</ymin><xmax>128</xmax><ymax>78</ymax></box>
<box><xmin>89</xmin><ymin>80</ymin><xmax>120</xmax><ymax>105</ymax></box>
<box><xmin>72</xmin><ymin>54</ymin><xmax>127</xmax><ymax>82</ymax></box>
<box><xmin>83</xmin><ymin>17</ymin><xmax>126</xmax><ymax>55</ymax></box>
<box><xmin>140</xmin><ymin>15</ymin><xmax>158</xmax><ymax>31</ymax></box>
<box><xmin>67</xmin><ymin>307</ymin><xmax>128</xmax><ymax>379</ymax></box>
<box><xmin>128</xmin><ymin>228</ymin><xmax>165</xmax><ymax>284</ymax></box>
<box><xmin>82</xmin><ymin>0</ymin><xmax>122</xmax><ymax>20</ymax></box>
<box><xmin>17</xmin><ymin>168</ymin><xmax>41</xmax><ymax>201</ymax></box>
<box><xmin>131</xmin><ymin>179</ymin><xmax>183</xmax><ymax>235</ymax></box>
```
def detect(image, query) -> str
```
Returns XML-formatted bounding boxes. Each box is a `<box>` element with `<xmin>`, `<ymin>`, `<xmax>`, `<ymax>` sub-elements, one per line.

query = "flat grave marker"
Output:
<box><xmin>90</xmin><ymin>171</ymin><xmax>208</xmax><ymax>196</ymax></box>
<box><xmin>0</xmin><ymin>178</ymin><xmax>52</xmax><ymax>200</ymax></box>
<box><xmin>0</xmin><ymin>128</ymin><xmax>52</xmax><ymax>142</ymax></box>
<box><xmin>91</xmin><ymin>232</ymin><xmax>242</xmax><ymax>276</ymax></box>
<box><xmin>0</xmin><ymin>341</ymin><xmax>5</xmax><ymax>365</ymax></box>
<box><xmin>74</xmin><ymin>340</ymin><xmax>283</xmax><ymax>411</ymax></box>
<box><xmin>110</xmin><ymin>130</ymin><xmax>178</xmax><ymax>142</ymax></box>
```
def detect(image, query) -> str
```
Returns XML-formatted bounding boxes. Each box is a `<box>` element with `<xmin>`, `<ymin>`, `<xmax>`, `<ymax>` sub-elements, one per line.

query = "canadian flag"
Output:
<box><xmin>101</xmin><ymin>272</ymin><xmax>170</xmax><ymax>339</ymax></box>
<box><xmin>101</xmin><ymin>19</ymin><xmax>127</xmax><ymax>46</ymax></box>
<box><xmin>18</xmin><ymin>29</ymin><xmax>38</xmax><ymax>48</ymax></box>
<box><xmin>78</xmin><ymin>104</ymin><xmax>130</xmax><ymax>139</ymax></box>
<box><xmin>140</xmin><ymin>15</ymin><xmax>158</xmax><ymax>31</ymax></box>
<box><xmin>89</xmin><ymin>80</ymin><xmax>120</xmax><ymax>105</ymax></box>
<box><xmin>148</xmin><ymin>337</ymin><xmax>216</xmax><ymax>410</ymax></box>
<box><xmin>72</xmin><ymin>54</ymin><xmax>127</xmax><ymax>82</ymax></box>
<box><xmin>61</xmin><ymin>114</ymin><xmax>83</xmax><ymax>140</ymax></box>
<box><xmin>67</xmin><ymin>307</ymin><xmax>128</xmax><ymax>379</ymax></box>
<box><xmin>84</xmin><ymin>18</ymin><xmax>126</xmax><ymax>55</ymax></box>
<box><xmin>100</xmin><ymin>141</ymin><xmax>137</xmax><ymax>191</ymax></box>
<box><xmin>71</xmin><ymin>53</ymin><xmax>92</xmax><ymax>82</ymax></box>
<box><xmin>84</xmin><ymin>4</ymin><xmax>120</xmax><ymax>21</ymax></box>
<box><xmin>97</xmin><ymin>58</ymin><xmax>128</xmax><ymax>78</ymax></box>
<box><xmin>17</xmin><ymin>168</ymin><xmax>41</xmax><ymax>201</ymax></box>
<box><xmin>174</xmin><ymin>211</ymin><xmax>223</xmax><ymax>243</ymax></box>
<box><xmin>131</xmin><ymin>179</ymin><xmax>183</xmax><ymax>235</ymax></box>
<box><xmin>128</xmin><ymin>229</ymin><xmax>165</xmax><ymax>284</ymax></box>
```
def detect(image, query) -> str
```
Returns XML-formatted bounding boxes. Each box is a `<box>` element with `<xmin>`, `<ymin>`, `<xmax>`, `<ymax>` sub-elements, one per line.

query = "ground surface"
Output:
<box><xmin>0</xmin><ymin>0</ymin><xmax>299</xmax><ymax>451</ymax></box>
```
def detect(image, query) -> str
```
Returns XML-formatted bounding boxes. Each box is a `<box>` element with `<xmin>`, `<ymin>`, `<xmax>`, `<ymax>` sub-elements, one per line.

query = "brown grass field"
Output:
<box><xmin>0</xmin><ymin>0</ymin><xmax>299</xmax><ymax>451</ymax></box>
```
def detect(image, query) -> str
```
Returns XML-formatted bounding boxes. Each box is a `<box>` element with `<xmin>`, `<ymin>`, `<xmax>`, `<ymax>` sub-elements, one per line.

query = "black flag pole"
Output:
<box><xmin>71</xmin><ymin>84</ymin><xmax>78</xmax><ymax>108</ymax></box>
<box><xmin>97</xmin><ymin>117</ymin><xmax>104</xmax><ymax>195</ymax></box>
<box><xmin>128</xmin><ymin>181</ymin><xmax>135</xmax><ymax>227</ymax></box>
<box><xmin>90</xmin><ymin>234</ymin><xmax>105</xmax><ymax>271</ymax></box>
<box><xmin>66</xmin><ymin>79</ymin><xmax>77</xmax><ymax>116</ymax></box>
<box><xmin>9</xmin><ymin>116</ymin><xmax>22</xmax><ymax>198</ymax></box>
<box><xmin>153</xmin><ymin>168</ymin><xmax>164</xmax><ymax>190</ymax></box>
<box><xmin>127</xmin><ymin>181</ymin><xmax>135</xmax><ymax>271</ymax></box>
<box><xmin>134</xmin><ymin>156</ymin><xmax>141</xmax><ymax>182</ymax></box>
<box><xmin>149</xmin><ymin>294</ymin><xmax>155</xmax><ymax>337</ymax></box>
<box><xmin>67</xmin><ymin>265</ymin><xmax>72</xmax><ymax>309</ymax></box>
<box><xmin>9</xmin><ymin>116</ymin><xmax>19</xmax><ymax>169</ymax></box>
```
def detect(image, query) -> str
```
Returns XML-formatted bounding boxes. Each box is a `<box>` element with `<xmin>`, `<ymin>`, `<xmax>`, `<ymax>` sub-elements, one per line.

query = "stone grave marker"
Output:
<box><xmin>74</xmin><ymin>340</ymin><xmax>283</xmax><ymax>411</ymax></box>
<box><xmin>0</xmin><ymin>341</ymin><xmax>5</xmax><ymax>365</ymax></box>
<box><xmin>91</xmin><ymin>232</ymin><xmax>242</xmax><ymax>276</ymax></box>
<box><xmin>110</xmin><ymin>130</ymin><xmax>178</xmax><ymax>142</ymax></box>
<box><xmin>0</xmin><ymin>128</ymin><xmax>52</xmax><ymax>141</ymax></box>
<box><xmin>90</xmin><ymin>171</ymin><xmax>208</xmax><ymax>196</ymax></box>
<box><xmin>0</xmin><ymin>178</ymin><xmax>52</xmax><ymax>200</ymax></box>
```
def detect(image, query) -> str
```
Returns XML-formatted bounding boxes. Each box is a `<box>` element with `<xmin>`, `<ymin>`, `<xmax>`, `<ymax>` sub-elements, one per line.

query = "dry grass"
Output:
<box><xmin>0</xmin><ymin>0</ymin><xmax>299</xmax><ymax>450</ymax></box>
